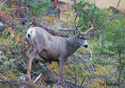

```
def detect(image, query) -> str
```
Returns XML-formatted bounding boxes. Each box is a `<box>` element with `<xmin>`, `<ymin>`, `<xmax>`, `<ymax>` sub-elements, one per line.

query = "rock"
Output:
<box><xmin>0</xmin><ymin>22</ymin><xmax>4</xmax><ymax>27</ymax></box>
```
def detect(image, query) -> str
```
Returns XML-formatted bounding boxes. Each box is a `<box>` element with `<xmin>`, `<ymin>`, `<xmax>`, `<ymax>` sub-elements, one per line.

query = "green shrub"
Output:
<box><xmin>28</xmin><ymin>0</ymin><xmax>51</xmax><ymax>16</ymax></box>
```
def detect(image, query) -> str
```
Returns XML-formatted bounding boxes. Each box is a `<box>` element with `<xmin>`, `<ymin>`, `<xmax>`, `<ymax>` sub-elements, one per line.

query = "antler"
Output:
<box><xmin>86</xmin><ymin>12</ymin><xmax>99</xmax><ymax>34</ymax></box>
<box><xmin>74</xmin><ymin>13</ymin><xmax>82</xmax><ymax>33</ymax></box>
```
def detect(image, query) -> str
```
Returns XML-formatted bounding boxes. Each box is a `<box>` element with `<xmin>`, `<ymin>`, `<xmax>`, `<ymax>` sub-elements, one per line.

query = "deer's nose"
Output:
<box><xmin>84</xmin><ymin>45</ymin><xmax>88</xmax><ymax>48</ymax></box>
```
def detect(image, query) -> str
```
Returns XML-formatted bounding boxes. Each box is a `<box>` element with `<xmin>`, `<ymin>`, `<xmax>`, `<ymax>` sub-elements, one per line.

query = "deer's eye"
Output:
<box><xmin>79</xmin><ymin>36</ymin><xmax>83</xmax><ymax>39</ymax></box>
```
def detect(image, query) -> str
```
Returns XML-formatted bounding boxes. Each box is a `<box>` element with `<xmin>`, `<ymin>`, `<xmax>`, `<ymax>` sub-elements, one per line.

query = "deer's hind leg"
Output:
<box><xmin>27</xmin><ymin>39</ymin><xmax>44</xmax><ymax>80</ymax></box>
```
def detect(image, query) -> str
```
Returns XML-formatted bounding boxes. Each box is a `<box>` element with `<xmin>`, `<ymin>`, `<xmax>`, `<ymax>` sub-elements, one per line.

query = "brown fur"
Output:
<box><xmin>26</xmin><ymin>27</ymin><xmax>88</xmax><ymax>80</ymax></box>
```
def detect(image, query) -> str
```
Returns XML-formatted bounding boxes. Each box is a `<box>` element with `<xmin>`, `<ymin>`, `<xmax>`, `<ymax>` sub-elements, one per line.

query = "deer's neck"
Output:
<box><xmin>66</xmin><ymin>36</ymin><xmax>80</xmax><ymax>57</ymax></box>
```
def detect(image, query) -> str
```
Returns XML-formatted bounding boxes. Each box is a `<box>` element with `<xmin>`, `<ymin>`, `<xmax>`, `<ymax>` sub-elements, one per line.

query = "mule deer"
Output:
<box><xmin>26</xmin><ymin>13</ymin><xmax>99</xmax><ymax>80</ymax></box>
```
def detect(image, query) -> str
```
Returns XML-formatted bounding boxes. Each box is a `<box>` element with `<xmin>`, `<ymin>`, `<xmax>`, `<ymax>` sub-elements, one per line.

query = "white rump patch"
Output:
<box><xmin>26</xmin><ymin>28</ymin><xmax>36</xmax><ymax>39</ymax></box>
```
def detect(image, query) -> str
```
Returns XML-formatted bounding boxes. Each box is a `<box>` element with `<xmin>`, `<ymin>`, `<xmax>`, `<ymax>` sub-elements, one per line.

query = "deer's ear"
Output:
<box><xmin>74</xmin><ymin>30</ymin><xmax>80</xmax><ymax>36</ymax></box>
<box><xmin>87</xmin><ymin>31</ymin><xmax>96</xmax><ymax>37</ymax></box>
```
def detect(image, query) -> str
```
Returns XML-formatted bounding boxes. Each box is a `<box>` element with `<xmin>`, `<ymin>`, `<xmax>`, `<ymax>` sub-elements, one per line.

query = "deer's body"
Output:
<box><xmin>26</xmin><ymin>13</ymin><xmax>99</xmax><ymax>81</ymax></box>
<box><xmin>26</xmin><ymin>27</ymin><xmax>87</xmax><ymax>79</ymax></box>
<box><xmin>38</xmin><ymin>35</ymin><xmax>80</xmax><ymax>62</ymax></box>
<box><xmin>27</xmin><ymin>27</ymin><xmax>81</xmax><ymax>61</ymax></box>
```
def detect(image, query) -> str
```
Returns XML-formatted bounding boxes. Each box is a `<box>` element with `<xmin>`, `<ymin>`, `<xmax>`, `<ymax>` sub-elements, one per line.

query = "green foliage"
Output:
<box><xmin>90</xmin><ymin>7</ymin><xmax>124</xmax><ymax>88</ymax></box>
<box><xmin>28</xmin><ymin>0</ymin><xmax>51</xmax><ymax>16</ymax></box>
<box><xmin>0</xmin><ymin>0</ymin><xmax>125</xmax><ymax>87</ymax></box>
<box><xmin>104</xmin><ymin>16</ymin><xmax>125</xmax><ymax>55</ymax></box>
<box><xmin>0</xmin><ymin>29</ymin><xmax>26</xmax><ymax>80</ymax></box>
<box><xmin>73</xmin><ymin>0</ymin><xmax>100</xmax><ymax>32</ymax></box>
<box><xmin>93</xmin><ymin>15</ymin><xmax>125</xmax><ymax>57</ymax></box>
<box><xmin>72</xmin><ymin>1</ymin><xmax>124</xmax><ymax>87</ymax></box>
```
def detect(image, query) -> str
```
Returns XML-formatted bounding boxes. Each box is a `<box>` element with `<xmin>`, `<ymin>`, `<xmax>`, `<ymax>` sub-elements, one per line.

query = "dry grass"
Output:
<box><xmin>59</xmin><ymin>0</ymin><xmax>125</xmax><ymax>11</ymax></box>
<box><xmin>92</xmin><ymin>0</ymin><xmax>125</xmax><ymax>10</ymax></box>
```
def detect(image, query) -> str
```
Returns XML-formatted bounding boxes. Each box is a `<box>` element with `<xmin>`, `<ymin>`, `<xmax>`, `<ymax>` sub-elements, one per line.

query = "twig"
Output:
<box><xmin>34</xmin><ymin>73</ymin><xmax>42</xmax><ymax>83</ymax></box>
<box><xmin>73</xmin><ymin>0</ymin><xmax>76</xmax><ymax>4</ymax></box>
<box><xmin>21</xmin><ymin>10</ymin><xmax>28</xmax><ymax>21</ymax></box>
<box><xmin>0</xmin><ymin>0</ymin><xmax>8</xmax><ymax>7</ymax></box>
<box><xmin>74</xmin><ymin>60</ymin><xmax>77</xmax><ymax>87</ymax></box>
<box><xmin>79</xmin><ymin>76</ymin><xmax>86</xmax><ymax>88</ymax></box>
<box><xmin>116</xmin><ymin>0</ymin><xmax>121</xmax><ymax>9</ymax></box>
<box><xmin>65</xmin><ymin>79</ymin><xmax>84</xmax><ymax>88</ymax></box>
<box><xmin>108</xmin><ymin>70</ymin><xmax>119</xmax><ymax>80</ymax></box>
<box><xmin>6</xmin><ymin>18</ymin><xmax>31</xmax><ymax>20</ymax></box>
<box><xmin>87</xmin><ymin>48</ymin><xmax>93</xmax><ymax>58</ymax></box>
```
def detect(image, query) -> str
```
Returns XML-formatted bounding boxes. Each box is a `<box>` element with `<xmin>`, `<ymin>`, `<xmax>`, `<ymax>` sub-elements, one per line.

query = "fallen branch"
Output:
<box><xmin>65</xmin><ymin>79</ymin><xmax>84</xmax><ymax>88</ymax></box>
<box><xmin>79</xmin><ymin>76</ymin><xmax>86</xmax><ymax>88</ymax></box>
<box><xmin>34</xmin><ymin>73</ymin><xmax>42</xmax><ymax>83</ymax></box>
<box><xmin>0</xmin><ymin>80</ymin><xmax>36</xmax><ymax>88</ymax></box>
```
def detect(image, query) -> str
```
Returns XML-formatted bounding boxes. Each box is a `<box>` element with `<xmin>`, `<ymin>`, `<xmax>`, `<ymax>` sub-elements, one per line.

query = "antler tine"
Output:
<box><xmin>74</xmin><ymin>13</ymin><xmax>82</xmax><ymax>32</ymax></box>
<box><xmin>92</xmin><ymin>13</ymin><xmax>99</xmax><ymax>27</ymax></box>
<box><xmin>86</xmin><ymin>13</ymin><xmax>99</xmax><ymax>34</ymax></box>
<box><xmin>74</xmin><ymin>13</ymin><xmax>78</xmax><ymax>28</ymax></box>
<box><xmin>86</xmin><ymin>27</ymin><xmax>97</xmax><ymax>34</ymax></box>
<box><xmin>76</xmin><ymin>24</ymin><xmax>82</xmax><ymax>28</ymax></box>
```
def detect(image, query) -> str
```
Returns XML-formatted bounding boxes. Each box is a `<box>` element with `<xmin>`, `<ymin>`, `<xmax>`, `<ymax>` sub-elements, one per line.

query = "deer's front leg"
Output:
<box><xmin>27</xmin><ymin>49</ymin><xmax>38</xmax><ymax>81</ymax></box>
<box><xmin>27</xmin><ymin>56</ymin><xmax>32</xmax><ymax>80</ymax></box>
<box><xmin>59</xmin><ymin>58</ymin><xmax>65</xmax><ymax>79</ymax></box>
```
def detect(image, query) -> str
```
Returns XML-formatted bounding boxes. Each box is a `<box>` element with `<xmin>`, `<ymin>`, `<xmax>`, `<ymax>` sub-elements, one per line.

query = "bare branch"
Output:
<box><xmin>116</xmin><ymin>0</ymin><xmax>121</xmax><ymax>9</ymax></box>
<box><xmin>34</xmin><ymin>73</ymin><xmax>42</xmax><ymax>83</ymax></box>
<box><xmin>79</xmin><ymin>76</ymin><xmax>86</xmax><ymax>88</ymax></box>
<box><xmin>65</xmin><ymin>79</ymin><xmax>84</xmax><ymax>88</ymax></box>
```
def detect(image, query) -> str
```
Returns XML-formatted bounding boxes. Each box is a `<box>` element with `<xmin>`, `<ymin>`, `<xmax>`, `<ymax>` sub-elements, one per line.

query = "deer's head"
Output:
<box><xmin>74</xmin><ymin>13</ymin><xmax>99</xmax><ymax>48</ymax></box>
